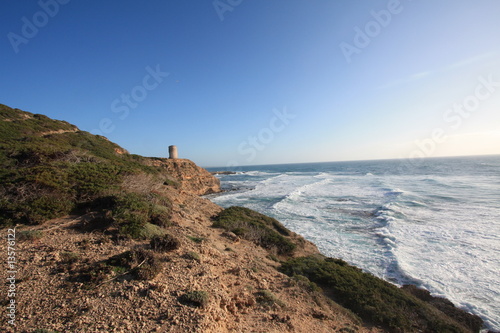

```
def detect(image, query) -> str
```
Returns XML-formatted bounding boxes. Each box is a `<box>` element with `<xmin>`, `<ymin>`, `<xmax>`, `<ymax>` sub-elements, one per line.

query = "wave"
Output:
<box><xmin>210</xmin><ymin>162</ymin><xmax>500</xmax><ymax>330</ymax></box>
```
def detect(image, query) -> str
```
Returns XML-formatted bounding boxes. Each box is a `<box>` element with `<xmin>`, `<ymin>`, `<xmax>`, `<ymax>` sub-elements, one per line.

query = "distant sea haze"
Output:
<box><xmin>208</xmin><ymin>155</ymin><xmax>500</xmax><ymax>331</ymax></box>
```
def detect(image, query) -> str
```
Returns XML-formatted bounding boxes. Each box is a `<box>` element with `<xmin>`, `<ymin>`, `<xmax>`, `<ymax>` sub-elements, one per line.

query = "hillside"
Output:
<box><xmin>0</xmin><ymin>104</ymin><xmax>484</xmax><ymax>332</ymax></box>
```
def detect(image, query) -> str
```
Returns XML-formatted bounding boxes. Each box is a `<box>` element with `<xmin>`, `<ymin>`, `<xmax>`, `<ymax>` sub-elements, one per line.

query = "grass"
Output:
<box><xmin>279</xmin><ymin>255</ymin><xmax>473</xmax><ymax>332</ymax></box>
<box><xmin>212</xmin><ymin>206</ymin><xmax>296</xmax><ymax>256</ymax></box>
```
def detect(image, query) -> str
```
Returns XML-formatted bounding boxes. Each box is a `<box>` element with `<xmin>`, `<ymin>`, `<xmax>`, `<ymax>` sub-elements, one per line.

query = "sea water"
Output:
<box><xmin>207</xmin><ymin>155</ymin><xmax>500</xmax><ymax>330</ymax></box>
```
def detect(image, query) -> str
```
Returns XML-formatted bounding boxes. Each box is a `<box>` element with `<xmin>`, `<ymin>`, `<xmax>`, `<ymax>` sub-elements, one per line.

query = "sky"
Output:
<box><xmin>1</xmin><ymin>0</ymin><xmax>499</xmax><ymax>167</ymax></box>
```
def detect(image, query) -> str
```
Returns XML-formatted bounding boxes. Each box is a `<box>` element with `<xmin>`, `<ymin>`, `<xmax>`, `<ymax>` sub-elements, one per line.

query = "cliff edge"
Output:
<box><xmin>144</xmin><ymin>158</ymin><xmax>221</xmax><ymax>196</ymax></box>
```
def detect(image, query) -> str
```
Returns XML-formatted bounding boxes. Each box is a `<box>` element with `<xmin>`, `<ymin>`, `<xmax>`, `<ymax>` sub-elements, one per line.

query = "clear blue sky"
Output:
<box><xmin>1</xmin><ymin>0</ymin><xmax>499</xmax><ymax>167</ymax></box>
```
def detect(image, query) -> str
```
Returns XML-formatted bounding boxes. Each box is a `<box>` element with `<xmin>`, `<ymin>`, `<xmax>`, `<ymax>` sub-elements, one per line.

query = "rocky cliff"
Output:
<box><xmin>145</xmin><ymin>158</ymin><xmax>221</xmax><ymax>196</ymax></box>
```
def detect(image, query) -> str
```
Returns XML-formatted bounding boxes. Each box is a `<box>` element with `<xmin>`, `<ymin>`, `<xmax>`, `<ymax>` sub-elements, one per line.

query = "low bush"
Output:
<box><xmin>279</xmin><ymin>256</ymin><xmax>471</xmax><ymax>332</ymax></box>
<box><xmin>255</xmin><ymin>290</ymin><xmax>285</xmax><ymax>308</ymax></box>
<box><xmin>17</xmin><ymin>229</ymin><xmax>44</xmax><ymax>241</ymax></box>
<box><xmin>106</xmin><ymin>249</ymin><xmax>162</xmax><ymax>281</ymax></box>
<box><xmin>179</xmin><ymin>290</ymin><xmax>209</xmax><ymax>308</ymax></box>
<box><xmin>150</xmin><ymin>234</ymin><xmax>180</xmax><ymax>252</ymax></box>
<box><xmin>212</xmin><ymin>206</ymin><xmax>296</xmax><ymax>256</ymax></box>
<box><xmin>183</xmin><ymin>251</ymin><xmax>200</xmax><ymax>262</ymax></box>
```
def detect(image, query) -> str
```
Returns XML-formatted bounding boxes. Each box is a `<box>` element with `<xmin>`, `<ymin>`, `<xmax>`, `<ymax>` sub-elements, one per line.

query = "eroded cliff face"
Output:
<box><xmin>145</xmin><ymin>158</ymin><xmax>221</xmax><ymax>196</ymax></box>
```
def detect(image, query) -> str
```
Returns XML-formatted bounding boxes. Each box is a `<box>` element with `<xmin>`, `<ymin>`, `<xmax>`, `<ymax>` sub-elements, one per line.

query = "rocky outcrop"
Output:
<box><xmin>145</xmin><ymin>158</ymin><xmax>221</xmax><ymax>195</ymax></box>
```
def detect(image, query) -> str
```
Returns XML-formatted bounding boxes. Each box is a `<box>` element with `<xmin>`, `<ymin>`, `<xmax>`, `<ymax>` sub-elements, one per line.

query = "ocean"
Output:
<box><xmin>207</xmin><ymin>155</ymin><xmax>500</xmax><ymax>330</ymax></box>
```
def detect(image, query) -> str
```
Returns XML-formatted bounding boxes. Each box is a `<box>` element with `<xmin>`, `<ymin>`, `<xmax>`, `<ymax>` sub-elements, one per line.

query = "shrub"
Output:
<box><xmin>280</xmin><ymin>256</ymin><xmax>471</xmax><ymax>332</ymax></box>
<box><xmin>179</xmin><ymin>291</ymin><xmax>209</xmax><ymax>308</ymax></box>
<box><xmin>60</xmin><ymin>251</ymin><xmax>79</xmax><ymax>263</ymax></box>
<box><xmin>111</xmin><ymin>193</ymin><xmax>167</xmax><ymax>239</ymax></box>
<box><xmin>17</xmin><ymin>229</ymin><xmax>44</xmax><ymax>241</ymax></box>
<box><xmin>25</xmin><ymin>195</ymin><xmax>73</xmax><ymax>224</ymax></box>
<box><xmin>255</xmin><ymin>290</ymin><xmax>285</xmax><ymax>308</ymax></box>
<box><xmin>106</xmin><ymin>249</ymin><xmax>162</xmax><ymax>281</ymax></box>
<box><xmin>184</xmin><ymin>251</ymin><xmax>200</xmax><ymax>262</ymax></box>
<box><xmin>150</xmin><ymin>234</ymin><xmax>180</xmax><ymax>252</ymax></box>
<box><xmin>212</xmin><ymin>206</ymin><xmax>296</xmax><ymax>256</ymax></box>
<box><xmin>187</xmin><ymin>235</ymin><xmax>204</xmax><ymax>243</ymax></box>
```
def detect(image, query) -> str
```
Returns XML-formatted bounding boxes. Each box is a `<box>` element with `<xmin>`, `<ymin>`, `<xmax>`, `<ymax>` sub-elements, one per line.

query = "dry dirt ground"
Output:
<box><xmin>1</xmin><ymin>190</ymin><xmax>382</xmax><ymax>333</ymax></box>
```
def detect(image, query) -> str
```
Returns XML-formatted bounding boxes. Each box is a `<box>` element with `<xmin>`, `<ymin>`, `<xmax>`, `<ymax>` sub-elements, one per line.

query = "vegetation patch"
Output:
<box><xmin>183</xmin><ymin>251</ymin><xmax>200</xmax><ymax>262</ymax></box>
<box><xmin>105</xmin><ymin>249</ymin><xmax>163</xmax><ymax>281</ymax></box>
<box><xmin>60</xmin><ymin>251</ymin><xmax>79</xmax><ymax>263</ymax></box>
<box><xmin>17</xmin><ymin>229</ymin><xmax>44</xmax><ymax>241</ymax></box>
<box><xmin>70</xmin><ymin>249</ymin><xmax>163</xmax><ymax>287</ymax></box>
<box><xmin>0</xmin><ymin>104</ymin><xmax>172</xmax><ymax>228</ymax></box>
<box><xmin>178</xmin><ymin>290</ymin><xmax>209</xmax><ymax>308</ymax></box>
<box><xmin>150</xmin><ymin>234</ymin><xmax>181</xmax><ymax>252</ymax></box>
<box><xmin>187</xmin><ymin>235</ymin><xmax>204</xmax><ymax>243</ymax></box>
<box><xmin>212</xmin><ymin>206</ymin><xmax>296</xmax><ymax>256</ymax></box>
<box><xmin>109</xmin><ymin>192</ymin><xmax>169</xmax><ymax>239</ymax></box>
<box><xmin>279</xmin><ymin>255</ymin><xmax>475</xmax><ymax>332</ymax></box>
<box><xmin>255</xmin><ymin>290</ymin><xmax>285</xmax><ymax>308</ymax></box>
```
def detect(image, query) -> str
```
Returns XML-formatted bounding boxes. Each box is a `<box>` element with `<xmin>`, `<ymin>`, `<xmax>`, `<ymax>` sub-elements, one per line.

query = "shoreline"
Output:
<box><xmin>210</xmin><ymin>173</ymin><xmax>498</xmax><ymax>332</ymax></box>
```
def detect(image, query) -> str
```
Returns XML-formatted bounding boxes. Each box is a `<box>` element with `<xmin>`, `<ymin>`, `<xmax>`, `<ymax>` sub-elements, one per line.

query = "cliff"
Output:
<box><xmin>0</xmin><ymin>104</ymin><xmax>484</xmax><ymax>332</ymax></box>
<box><xmin>144</xmin><ymin>158</ymin><xmax>221</xmax><ymax>196</ymax></box>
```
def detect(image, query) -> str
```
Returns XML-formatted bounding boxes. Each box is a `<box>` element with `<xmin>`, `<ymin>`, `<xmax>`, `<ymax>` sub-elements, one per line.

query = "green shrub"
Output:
<box><xmin>25</xmin><ymin>195</ymin><xmax>73</xmax><ymax>224</ymax></box>
<box><xmin>212</xmin><ymin>206</ymin><xmax>296</xmax><ymax>255</ymax></box>
<box><xmin>280</xmin><ymin>256</ymin><xmax>470</xmax><ymax>332</ymax></box>
<box><xmin>292</xmin><ymin>274</ymin><xmax>322</xmax><ymax>293</ymax></box>
<box><xmin>179</xmin><ymin>290</ymin><xmax>209</xmax><ymax>308</ymax></box>
<box><xmin>110</xmin><ymin>193</ymin><xmax>166</xmax><ymax>239</ymax></box>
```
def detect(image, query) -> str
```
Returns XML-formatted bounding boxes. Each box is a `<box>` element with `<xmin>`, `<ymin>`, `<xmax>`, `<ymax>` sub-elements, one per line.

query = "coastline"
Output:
<box><xmin>209</xmin><ymin>163</ymin><xmax>500</xmax><ymax>332</ymax></box>
<box><xmin>1</xmin><ymin>105</ymin><xmax>495</xmax><ymax>332</ymax></box>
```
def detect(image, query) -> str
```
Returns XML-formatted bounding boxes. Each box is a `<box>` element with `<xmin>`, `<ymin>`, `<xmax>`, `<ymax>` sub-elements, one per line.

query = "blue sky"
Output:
<box><xmin>1</xmin><ymin>0</ymin><xmax>499</xmax><ymax>167</ymax></box>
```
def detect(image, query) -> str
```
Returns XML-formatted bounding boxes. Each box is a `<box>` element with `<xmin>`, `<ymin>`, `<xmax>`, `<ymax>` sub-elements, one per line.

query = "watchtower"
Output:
<box><xmin>168</xmin><ymin>145</ymin><xmax>178</xmax><ymax>159</ymax></box>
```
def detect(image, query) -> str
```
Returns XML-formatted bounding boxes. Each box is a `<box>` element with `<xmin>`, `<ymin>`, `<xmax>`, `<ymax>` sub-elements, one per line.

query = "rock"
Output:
<box><xmin>144</xmin><ymin>158</ymin><xmax>221</xmax><ymax>195</ymax></box>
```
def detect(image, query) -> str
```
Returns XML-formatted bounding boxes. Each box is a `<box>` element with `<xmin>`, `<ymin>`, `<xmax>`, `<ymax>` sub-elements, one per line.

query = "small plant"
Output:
<box><xmin>255</xmin><ymin>290</ymin><xmax>285</xmax><ymax>308</ymax></box>
<box><xmin>60</xmin><ymin>251</ymin><xmax>79</xmax><ymax>263</ymax></box>
<box><xmin>184</xmin><ymin>251</ymin><xmax>200</xmax><ymax>262</ymax></box>
<box><xmin>150</xmin><ymin>234</ymin><xmax>180</xmax><ymax>252</ymax></box>
<box><xmin>187</xmin><ymin>235</ymin><xmax>204</xmax><ymax>243</ymax></box>
<box><xmin>17</xmin><ymin>229</ymin><xmax>44</xmax><ymax>241</ymax></box>
<box><xmin>179</xmin><ymin>290</ymin><xmax>209</xmax><ymax>308</ymax></box>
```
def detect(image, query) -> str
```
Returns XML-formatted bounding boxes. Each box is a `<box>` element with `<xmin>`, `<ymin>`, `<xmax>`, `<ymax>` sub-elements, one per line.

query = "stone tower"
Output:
<box><xmin>168</xmin><ymin>145</ymin><xmax>178</xmax><ymax>159</ymax></box>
